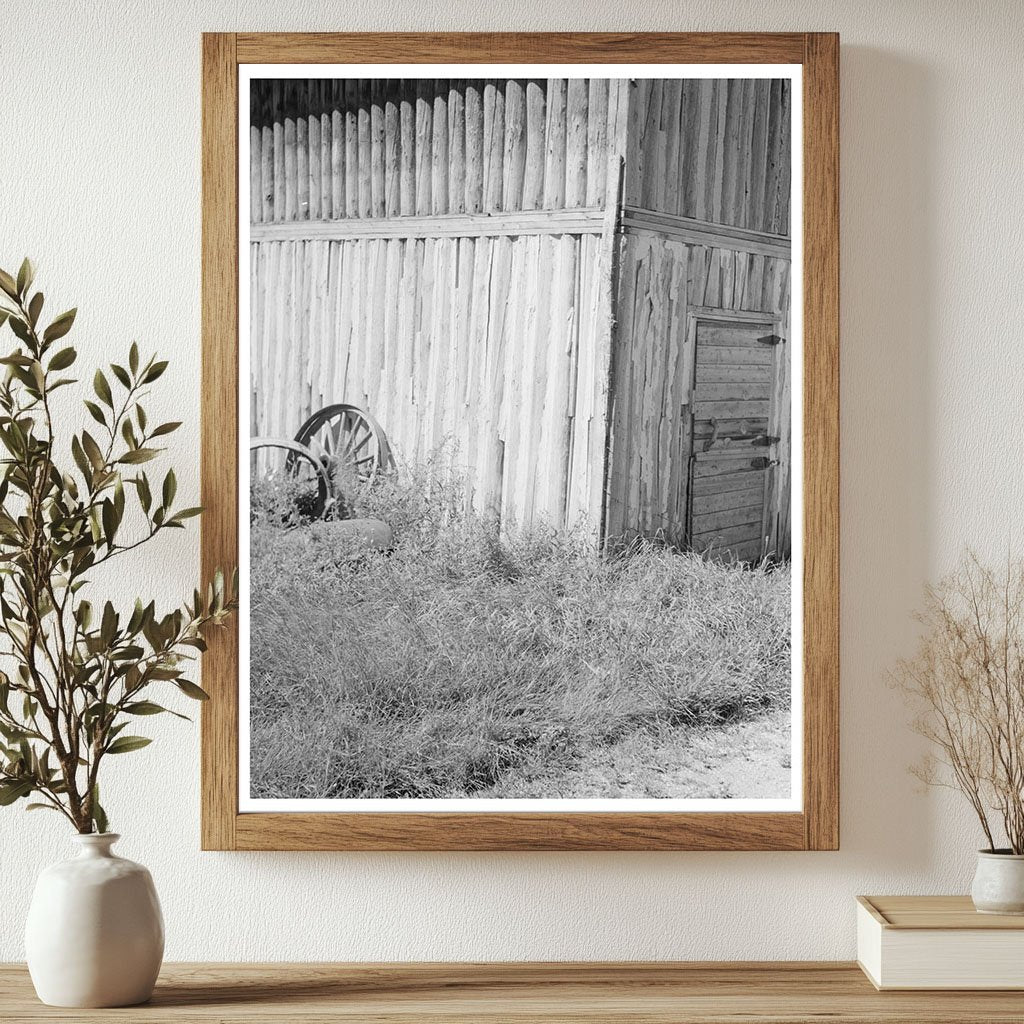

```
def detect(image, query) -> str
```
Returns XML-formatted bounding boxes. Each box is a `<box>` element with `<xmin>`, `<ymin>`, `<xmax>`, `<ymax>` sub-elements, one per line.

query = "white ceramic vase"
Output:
<box><xmin>25</xmin><ymin>833</ymin><xmax>164</xmax><ymax>1007</ymax></box>
<box><xmin>971</xmin><ymin>850</ymin><xmax>1024</xmax><ymax>914</ymax></box>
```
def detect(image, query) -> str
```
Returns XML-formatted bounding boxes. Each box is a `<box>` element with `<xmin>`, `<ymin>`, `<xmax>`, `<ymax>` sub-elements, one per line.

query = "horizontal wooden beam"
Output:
<box><xmin>622</xmin><ymin>207</ymin><xmax>791</xmax><ymax>258</ymax></box>
<box><xmin>250</xmin><ymin>208</ymin><xmax>606</xmax><ymax>242</ymax></box>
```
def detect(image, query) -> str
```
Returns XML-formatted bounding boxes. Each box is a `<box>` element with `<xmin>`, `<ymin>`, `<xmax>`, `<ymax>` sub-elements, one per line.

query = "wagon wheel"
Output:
<box><xmin>292</xmin><ymin>403</ymin><xmax>396</xmax><ymax>489</ymax></box>
<box><xmin>250</xmin><ymin>437</ymin><xmax>332</xmax><ymax>520</ymax></box>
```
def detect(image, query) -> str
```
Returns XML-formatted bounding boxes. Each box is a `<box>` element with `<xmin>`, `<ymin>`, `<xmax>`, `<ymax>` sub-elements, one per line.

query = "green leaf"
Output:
<box><xmin>81</xmin><ymin>431</ymin><xmax>105</xmax><ymax>471</ymax></box>
<box><xmin>136</xmin><ymin>473</ymin><xmax>152</xmax><ymax>513</ymax></box>
<box><xmin>93</xmin><ymin>369</ymin><xmax>113</xmax><ymax>408</ymax></box>
<box><xmin>162</xmin><ymin>468</ymin><xmax>176</xmax><ymax>508</ymax></box>
<box><xmin>175</xmin><ymin>679</ymin><xmax>210</xmax><ymax>701</ymax></box>
<box><xmin>9</xmin><ymin>317</ymin><xmax>31</xmax><ymax>345</ymax></box>
<box><xmin>27</xmin><ymin>292</ymin><xmax>43</xmax><ymax>328</ymax></box>
<box><xmin>0</xmin><ymin>779</ymin><xmax>33</xmax><ymax>805</ymax></box>
<box><xmin>101</xmin><ymin>498</ymin><xmax>117</xmax><ymax>546</ymax></box>
<box><xmin>26</xmin><ymin>803</ymin><xmax>61</xmax><ymax>813</ymax></box>
<box><xmin>124</xmin><ymin>700</ymin><xmax>166</xmax><ymax>715</ymax></box>
<box><xmin>118</xmin><ymin>448</ymin><xmax>158</xmax><ymax>465</ymax></box>
<box><xmin>71</xmin><ymin>435</ymin><xmax>92</xmax><ymax>482</ymax></box>
<box><xmin>121</xmin><ymin>418</ymin><xmax>137</xmax><ymax>449</ymax></box>
<box><xmin>105</xmin><ymin>735</ymin><xmax>152</xmax><ymax>755</ymax></box>
<box><xmin>142</xmin><ymin>360</ymin><xmax>168</xmax><ymax>383</ymax></box>
<box><xmin>129</xmin><ymin>342</ymin><xmax>139</xmax><ymax>375</ymax></box>
<box><xmin>48</xmin><ymin>346</ymin><xmax>77</xmax><ymax>371</ymax></box>
<box><xmin>42</xmin><ymin>308</ymin><xmax>76</xmax><ymax>343</ymax></box>
<box><xmin>110</xmin><ymin>363</ymin><xmax>131</xmax><ymax>388</ymax></box>
<box><xmin>83</xmin><ymin>400</ymin><xmax>106</xmax><ymax>427</ymax></box>
<box><xmin>0</xmin><ymin>269</ymin><xmax>18</xmax><ymax>300</ymax></box>
<box><xmin>91</xmin><ymin>785</ymin><xmax>108</xmax><ymax>834</ymax></box>
<box><xmin>16</xmin><ymin>258</ymin><xmax>34</xmax><ymax>298</ymax></box>
<box><xmin>169</xmin><ymin>507</ymin><xmax>203</xmax><ymax>523</ymax></box>
<box><xmin>150</xmin><ymin>421</ymin><xmax>182</xmax><ymax>438</ymax></box>
<box><xmin>100</xmin><ymin>601</ymin><xmax>117</xmax><ymax>646</ymax></box>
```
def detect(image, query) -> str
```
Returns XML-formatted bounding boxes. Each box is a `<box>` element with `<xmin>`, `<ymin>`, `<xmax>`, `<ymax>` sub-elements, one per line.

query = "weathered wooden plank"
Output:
<box><xmin>329</xmin><ymin>81</ymin><xmax>344</xmax><ymax>219</ymax></box>
<box><xmin>306</xmin><ymin>81</ymin><xmax>321</xmax><ymax>220</ymax></box>
<box><xmin>367</xmin><ymin>80</ymin><xmax>384</xmax><ymax>218</ymax></box>
<box><xmin>414</xmin><ymin>80</ymin><xmax>433</xmax><ymax>216</ymax></box>
<box><xmin>447</xmin><ymin>80</ymin><xmax>466</xmax><ymax>214</ymax></box>
<box><xmin>398</xmin><ymin>80</ymin><xmax>415</xmax><ymax>216</ymax></box>
<box><xmin>565</xmin><ymin>77</ymin><xmax>589</xmax><ymax>209</ymax></box>
<box><xmin>695</xmin><ymin>345</ymin><xmax>772</xmax><ymax>366</ymax></box>
<box><xmin>692</xmin><ymin>418</ymin><xmax>768</xmax><ymax>440</ymax></box>
<box><xmin>698</xmin><ymin>323</ymin><xmax>775</xmax><ymax>346</ymax></box>
<box><xmin>318</xmin><ymin>81</ymin><xmax>332</xmax><ymax>219</ymax></box>
<box><xmin>431</xmin><ymin>80</ymin><xmax>449</xmax><ymax>215</ymax></box>
<box><xmin>691</xmin><ymin>468</ymin><xmax>765</xmax><ymax>495</ymax></box>
<box><xmin>543</xmin><ymin>78</ymin><xmax>567</xmax><ymax>210</ymax></box>
<box><xmin>692</xmin><ymin>503</ymin><xmax>763</xmax><ymax>534</ymax></box>
<box><xmin>251</xmin><ymin>208</ymin><xmax>605</xmax><ymax>242</ymax></box>
<box><xmin>661</xmin><ymin>79</ymin><xmax>682</xmax><ymax>216</ymax></box>
<box><xmin>343</xmin><ymin>80</ymin><xmax>358</xmax><ymax>218</ymax></box>
<box><xmin>383</xmin><ymin>80</ymin><xmax>399</xmax><ymax>217</ymax></box>
<box><xmin>693</xmin><ymin>454</ymin><xmax>765</xmax><ymax>476</ymax></box>
<box><xmin>584</xmin><ymin>78</ymin><xmax>607</xmax><ymax>207</ymax></box>
<box><xmin>696</xmin><ymin>382</ymin><xmax>771</xmax><ymax>401</ymax></box>
<box><xmin>502</xmin><ymin>78</ymin><xmax>527</xmax><ymax>211</ymax></box>
<box><xmin>692</xmin><ymin>485</ymin><xmax>764</xmax><ymax>515</ymax></box>
<box><xmin>482</xmin><ymin>79</ymin><xmax>504</xmax><ymax>213</ymax></box>
<box><xmin>250</xmin><ymin>123</ymin><xmax>263</xmax><ymax>223</ymax></box>
<box><xmin>357</xmin><ymin>80</ymin><xmax>372</xmax><ymax>217</ymax></box>
<box><xmin>522</xmin><ymin>79</ymin><xmax>546</xmax><ymax>211</ymax></box>
<box><xmin>693</xmin><ymin>520</ymin><xmax>764</xmax><ymax>547</ymax></box>
<box><xmin>463</xmin><ymin>80</ymin><xmax>483</xmax><ymax>214</ymax></box>
<box><xmin>295</xmin><ymin>82</ymin><xmax>310</xmax><ymax>220</ymax></box>
<box><xmin>696</xmin><ymin>363</ymin><xmax>773</xmax><ymax>384</ymax></box>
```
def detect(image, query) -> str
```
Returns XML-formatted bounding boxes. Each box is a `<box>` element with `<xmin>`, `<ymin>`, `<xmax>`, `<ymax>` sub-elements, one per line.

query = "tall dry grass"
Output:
<box><xmin>249</xmin><ymin>466</ymin><xmax>791</xmax><ymax>799</ymax></box>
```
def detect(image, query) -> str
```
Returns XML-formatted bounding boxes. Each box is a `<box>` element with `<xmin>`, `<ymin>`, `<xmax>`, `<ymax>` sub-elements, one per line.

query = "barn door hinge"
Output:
<box><xmin>757</xmin><ymin>334</ymin><xmax>783</xmax><ymax>346</ymax></box>
<box><xmin>750</xmin><ymin>434</ymin><xmax>781</xmax><ymax>448</ymax></box>
<box><xmin>750</xmin><ymin>456</ymin><xmax>779</xmax><ymax>470</ymax></box>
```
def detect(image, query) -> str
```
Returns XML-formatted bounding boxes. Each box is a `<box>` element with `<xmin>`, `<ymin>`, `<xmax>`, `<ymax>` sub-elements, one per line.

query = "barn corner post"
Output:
<box><xmin>200</xmin><ymin>32</ymin><xmax>240</xmax><ymax>851</ymax></box>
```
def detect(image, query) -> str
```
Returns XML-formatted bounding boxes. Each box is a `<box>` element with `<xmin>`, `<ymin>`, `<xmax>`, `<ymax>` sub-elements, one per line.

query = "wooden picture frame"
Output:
<box><xmin>201</xmin><ymin>32</ymin><xmax>839</xmax><ymax>851</ymax></box>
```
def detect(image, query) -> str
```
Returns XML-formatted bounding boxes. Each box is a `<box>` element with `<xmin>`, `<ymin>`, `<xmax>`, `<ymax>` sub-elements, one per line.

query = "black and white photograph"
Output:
<box><xmin>242</xmin><ymin>68</ymin><xmax>799</xmax><ymax>808</ymax></box>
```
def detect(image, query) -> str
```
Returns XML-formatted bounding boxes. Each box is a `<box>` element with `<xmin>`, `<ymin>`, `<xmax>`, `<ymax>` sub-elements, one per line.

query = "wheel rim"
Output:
<box><xmin>292</xmin><ymin>403</ymin><xmax>395</xmax><ymax>488</ymax></box>
<box><xmin>250</xmin><ymin>437</ymin><xmax>331</xmax><ymax>520</ymax></box>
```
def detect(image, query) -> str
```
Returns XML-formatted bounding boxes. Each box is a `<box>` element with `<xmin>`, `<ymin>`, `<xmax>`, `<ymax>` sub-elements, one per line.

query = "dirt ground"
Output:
<box><xmin>479</xmin><ymin>708</ymin><xmax>792</xmax><ymax>800</ymax></box>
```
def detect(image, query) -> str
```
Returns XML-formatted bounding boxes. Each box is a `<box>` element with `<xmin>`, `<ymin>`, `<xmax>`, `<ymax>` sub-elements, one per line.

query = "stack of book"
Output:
<box><xmin>857</xmin><ymin>895</ymin><xmax>1024</xmax><ymax>990</ymax></box>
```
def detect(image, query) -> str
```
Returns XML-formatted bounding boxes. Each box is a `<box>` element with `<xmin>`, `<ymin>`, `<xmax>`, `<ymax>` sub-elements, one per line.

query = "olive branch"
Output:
<box><xmin>0</xmin><ymin>259</ymin><xmax>236</xmax><ymax>833</ymax></box>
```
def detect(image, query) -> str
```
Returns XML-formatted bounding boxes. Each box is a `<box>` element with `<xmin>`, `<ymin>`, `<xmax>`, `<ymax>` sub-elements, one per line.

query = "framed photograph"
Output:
<box><xmin>201</xmin><ymin>33</ymin><xmax>839</xmax><ymax>851</ymax></box>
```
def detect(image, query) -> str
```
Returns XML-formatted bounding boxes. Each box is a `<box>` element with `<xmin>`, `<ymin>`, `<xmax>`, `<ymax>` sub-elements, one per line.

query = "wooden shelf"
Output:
<box><xmin>4</xmin><ymin>962</ymin><xmax>1024</xmax><ymax>1022</ymax></box>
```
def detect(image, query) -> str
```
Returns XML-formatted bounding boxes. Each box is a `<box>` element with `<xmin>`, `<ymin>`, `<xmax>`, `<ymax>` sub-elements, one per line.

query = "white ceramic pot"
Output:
<box><xmin>25</xmin><ymin>833</ymin><xmax>164</xmax><ymax>1007</ymax></box>
<box><xmin>971</xmin><ymin>850</ymin><xmax>1024</xmax><ymax>914</ymax></box>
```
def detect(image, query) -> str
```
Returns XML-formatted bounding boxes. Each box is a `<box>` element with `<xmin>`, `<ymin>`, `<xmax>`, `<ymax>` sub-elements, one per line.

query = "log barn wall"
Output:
<box><xmin>250</xmin><ymin>78</ymin><xmax>628</xmax><ymax>531</ymax></box>
<box><xmin>606</xmin><ymin>78</ymin><xmax>793</xmax><ymax>559</ymax></box>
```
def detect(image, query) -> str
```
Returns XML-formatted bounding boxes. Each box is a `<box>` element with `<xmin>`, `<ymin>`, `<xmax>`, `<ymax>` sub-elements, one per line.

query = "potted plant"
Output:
<box><xmin>897</xmin><ymin>553</ymin><xmax>1024</xmax><ymax>913</ymax></box>
<box><xmin>0</xmin><ymin>260</ymin><xmax>235</xmax><ymax>1006</ymax></box>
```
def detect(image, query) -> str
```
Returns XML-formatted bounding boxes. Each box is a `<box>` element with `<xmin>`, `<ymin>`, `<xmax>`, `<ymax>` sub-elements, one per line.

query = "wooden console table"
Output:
<box><xmin>2</xmin><ymin>962</ymin><xmax>1023</xmax><ymax>1022</ymax></box>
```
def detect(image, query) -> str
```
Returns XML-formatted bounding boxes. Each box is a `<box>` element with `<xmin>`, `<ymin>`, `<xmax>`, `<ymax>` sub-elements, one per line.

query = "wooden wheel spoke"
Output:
<box><xmin>291</xmin><ymin>403</ymin><xmax>394</xmax><ymax>491</ymax></box>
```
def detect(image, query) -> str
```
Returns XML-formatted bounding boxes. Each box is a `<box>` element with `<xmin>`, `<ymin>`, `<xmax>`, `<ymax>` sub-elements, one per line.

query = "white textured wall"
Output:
<box><xmin>1</xmin><ymin>0</ymin><xmax>1023</xmax><ymax>961</ymax></box>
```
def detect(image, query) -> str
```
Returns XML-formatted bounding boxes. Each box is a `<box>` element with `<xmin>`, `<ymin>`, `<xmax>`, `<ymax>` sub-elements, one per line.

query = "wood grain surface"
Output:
<box><xmin>3</xmin><ymin>962</ymin><xmax>1023</xmax><ymax>1023</ymax></box>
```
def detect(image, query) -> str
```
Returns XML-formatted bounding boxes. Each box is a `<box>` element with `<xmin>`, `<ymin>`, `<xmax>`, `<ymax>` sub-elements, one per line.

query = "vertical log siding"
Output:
<box><xmin>250</xmin><ymin>78</ymin><xmax>628</xmax><ymax>534</ymax></box>
<box><xmin>250</xmin><ymin>79</ymin><xmax>619</xmax><ymax>222</ymax></box>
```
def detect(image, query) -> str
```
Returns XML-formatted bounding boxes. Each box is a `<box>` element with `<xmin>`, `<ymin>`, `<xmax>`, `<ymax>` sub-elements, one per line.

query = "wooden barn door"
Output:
<box><xmin>686</xmin><ymin>312</ymin><xmax>782</xmax><ymax>563</ymax></box>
